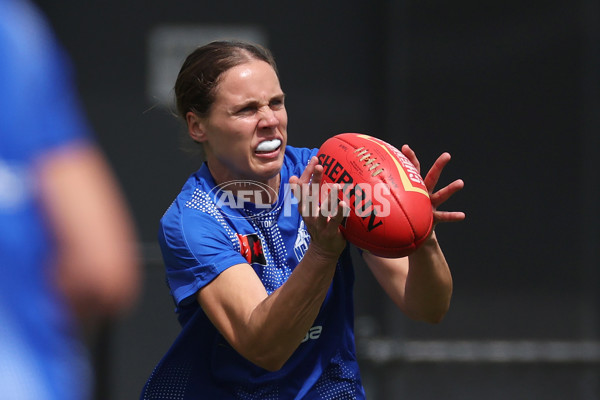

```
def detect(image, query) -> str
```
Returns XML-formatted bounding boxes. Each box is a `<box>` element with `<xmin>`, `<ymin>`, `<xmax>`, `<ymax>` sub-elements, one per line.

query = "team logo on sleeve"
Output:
<box><xmin>237</xmin><ymin>233</ymin><xmax>267</xmax><ymax>266</ymax></box>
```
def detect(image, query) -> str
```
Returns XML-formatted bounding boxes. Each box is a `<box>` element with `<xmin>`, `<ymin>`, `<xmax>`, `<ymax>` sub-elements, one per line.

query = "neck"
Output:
<box><xmin>207</xmin><ymin>163</ymin><xmax>280</xmax><ymax>205</ymax></box>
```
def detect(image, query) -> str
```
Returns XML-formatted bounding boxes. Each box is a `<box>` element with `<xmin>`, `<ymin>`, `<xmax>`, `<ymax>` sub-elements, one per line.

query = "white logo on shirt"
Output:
<box><xmin>293</xmin><ymin>220</ymin><xmax>310</xmax><ymax>261</ymax></box>
<box><xmin>301</xmin><ymin>325</ymin><xmax>323</xmax><ymax>343</ymax></box>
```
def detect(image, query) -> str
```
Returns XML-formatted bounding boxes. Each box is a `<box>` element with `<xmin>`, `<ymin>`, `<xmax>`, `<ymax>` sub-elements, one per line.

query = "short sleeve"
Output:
<box><xmin>158</xmin><ymin>197</ymin><xmax>248</xmax><ymax>307</ymax></box>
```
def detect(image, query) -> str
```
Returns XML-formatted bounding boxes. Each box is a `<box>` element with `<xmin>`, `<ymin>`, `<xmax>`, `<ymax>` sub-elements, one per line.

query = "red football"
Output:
<box><xmin>316</xmin><ymin>133</ymin><xmax>433</xmax><ymax>258</ymax></box>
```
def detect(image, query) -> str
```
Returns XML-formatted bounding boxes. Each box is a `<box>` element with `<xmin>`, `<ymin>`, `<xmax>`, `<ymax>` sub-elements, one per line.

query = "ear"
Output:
<box><xmin>186</xmin><ymin>112</ymin><xmax>207</xmax><ymax>143</ymax></box>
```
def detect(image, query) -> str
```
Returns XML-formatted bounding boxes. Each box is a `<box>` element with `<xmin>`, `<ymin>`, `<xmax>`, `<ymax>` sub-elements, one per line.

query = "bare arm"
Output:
<box><xmin>364</xmin><ymin>146</ymin><xmax>465</xmax><ymax>323</ymax></box>
<box><xmin>363</xmin><ymin>232</ymin><xmax>452</xmax><ymax>323</ymax></box>
<box><xmin>197</xmin><ymin>157</ymin><xmax>347</xmax><ymax>371</ymax></box>
<box><xmin>37</xmin><ymin>143</ymin><xmax>141</xmax><ymax>319</ymax></box>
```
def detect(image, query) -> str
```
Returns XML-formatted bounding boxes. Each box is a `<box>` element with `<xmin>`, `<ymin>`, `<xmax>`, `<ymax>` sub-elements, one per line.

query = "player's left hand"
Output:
<box><xmin>401</xmin><ymin>144</ymin><xmax>465</xmax><ymax>226</ymax></box>
<box><xmin>289</xmin><ymin>156</ymin><xmax>348</xmax><ymax>258</ymax></box>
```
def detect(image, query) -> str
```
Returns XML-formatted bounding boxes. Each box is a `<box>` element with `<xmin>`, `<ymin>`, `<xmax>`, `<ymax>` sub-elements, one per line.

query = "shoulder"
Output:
<box><xmin>160</xmin><ymin>167</ymin><xmax>220</xmax><ymax>231</ymax></box>
<box><xmin>159</xmin><ymin>166</ymin><xmax>240</xmax><ymax>248</ymax></box>
<box><xmin>283</xmin><ymin>145</ymin><xmax>319</xmax><ymax>177</ymax></box>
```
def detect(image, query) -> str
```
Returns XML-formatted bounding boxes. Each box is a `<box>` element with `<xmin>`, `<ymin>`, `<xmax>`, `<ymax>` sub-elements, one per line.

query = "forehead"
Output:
<box><xmin>215</xmin><ymin>60</ymin><xmax>282</xmax><ymax>103</ymax></box>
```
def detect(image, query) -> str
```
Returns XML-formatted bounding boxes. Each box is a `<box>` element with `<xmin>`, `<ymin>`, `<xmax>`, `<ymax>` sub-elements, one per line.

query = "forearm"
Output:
<box><xmin>203</xmin><ymin>242</ymin><xmax>339</xmax><ymax>371</ymax></box>
<box><xmin>403</xmin><ymin>231</ymin><xmax>453</xmax><ymax>323</ymax></box>
<box><xmin>40</xmin><ymin>145</ymin><xmax>141</xmax><ymax>318</ymax></box>
<box><xmin>247</xmin><ymin>244</ymin><xmax>337</xmax><ymax>369</ymax></box>
<box><xmin>201</xmin><ymin>158</ymin><xmax>348</xmax><ymax>371</ymax></box>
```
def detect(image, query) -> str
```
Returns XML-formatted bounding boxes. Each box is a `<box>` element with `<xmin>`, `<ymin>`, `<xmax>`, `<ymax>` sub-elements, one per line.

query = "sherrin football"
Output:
<box><xmin>316</xmin><ymin>133</ymin><xmax>433</xmax><ymax>258</ymax></box>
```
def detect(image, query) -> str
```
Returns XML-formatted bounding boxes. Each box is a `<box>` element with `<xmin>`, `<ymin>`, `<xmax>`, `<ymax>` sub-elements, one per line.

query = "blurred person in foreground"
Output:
<box><xmin>0</xmin><ymin>0</ymin><xmax>141</xmax><ymax>399</ymax></box>
<box><xmin>141</xmin><ymin>41</ymin><xmax>464</xmax><ymax>399</ymax></box>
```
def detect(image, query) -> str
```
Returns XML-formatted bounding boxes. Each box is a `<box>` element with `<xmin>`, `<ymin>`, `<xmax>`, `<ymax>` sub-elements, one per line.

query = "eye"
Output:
<box><xmin>236</xmin><ymin>105</ymin><xmax>257</xmax><ymax>115</ymax></box>
<box><xmin>270</xmin><ymin>97</ymin><xmax>285</xmax><ymax>109</ymax></box>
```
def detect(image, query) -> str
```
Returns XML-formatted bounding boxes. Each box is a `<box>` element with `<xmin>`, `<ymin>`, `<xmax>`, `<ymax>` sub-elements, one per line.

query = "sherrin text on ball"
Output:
<box><xmin>316</xmin><ymin>133</ymin><xmax>433</xmax><ymax>257</ymax></box>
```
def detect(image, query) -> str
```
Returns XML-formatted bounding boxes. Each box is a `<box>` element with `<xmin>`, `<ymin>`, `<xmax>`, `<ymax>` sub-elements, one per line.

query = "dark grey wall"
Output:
<box><xmin>34</xmin><ymin>1</ymin><xmax>600</xmax><ymax>399</ymax></box>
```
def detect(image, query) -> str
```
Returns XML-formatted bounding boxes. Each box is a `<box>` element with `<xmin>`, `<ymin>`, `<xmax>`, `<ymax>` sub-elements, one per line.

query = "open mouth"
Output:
<box><xmin>255</xmin><ymin>139</ymin><xmax>282</xmax><ymax>154</ymax></box>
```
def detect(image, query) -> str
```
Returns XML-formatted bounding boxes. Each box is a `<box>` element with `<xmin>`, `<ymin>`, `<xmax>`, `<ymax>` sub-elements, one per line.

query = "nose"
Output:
<box><xmin>257</xmin><ymin>106</ymin><xmax>279</xmax><ymax>128</ymax></box>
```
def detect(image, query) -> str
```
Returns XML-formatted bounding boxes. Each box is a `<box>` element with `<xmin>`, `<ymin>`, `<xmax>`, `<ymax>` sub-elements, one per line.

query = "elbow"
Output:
<box><xmin>254</xmin><ymin>358</ymin><xmax>286</xmax><ymax>373</ymax></box>
<box><xmin>405</xmin><ymin>296</ymin><xmax>452</xmax><ymax>325</ymax></box>
<box><xmin>422</xmin><ymin>299</ymin><xmax>452</xmax><ymax>324</ymax></box>
<box><xmin>245</xmin><ymin>351</ymin><xmax>289</xmax><ymax>372</ymax></box>
<box><xmin>406</xmin><ymin>282</ymin><xmax>453</xmax><ymax>324</ymax></box>
<box><xmin>90</xmin><ymin>252</ymin><xmax>142</xmax><ymax>316</ymax></box>
<box><xmin>58</xmin><ymin>247</ymin><xmax>141</xmax><ymax>318</ymax></box>
<box><xmin>422</xmin><ymin>308</ymin><xmax>448</xmax><ymax>324</ymax></box>
<box><xmin>411</xmin><ymin>307</ymin><xmax>449</xmax><ymax>325</ymax></box>
<box><xmin>238</xmin><ymin>340</ymin><xmax>297</xmax><ymax>372</ymax></box>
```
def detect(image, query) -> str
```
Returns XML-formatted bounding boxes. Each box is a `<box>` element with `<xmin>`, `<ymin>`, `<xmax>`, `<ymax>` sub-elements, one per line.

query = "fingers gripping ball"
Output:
<box><xmin>316</xmin><ymin>133</ymin><xmax>433</xmax><ymax>258</ymax></box>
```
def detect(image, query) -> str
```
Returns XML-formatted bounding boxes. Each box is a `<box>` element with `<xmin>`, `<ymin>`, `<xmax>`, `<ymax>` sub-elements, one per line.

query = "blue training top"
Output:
<box><xmin>142</xmin><ymin>146</ymin><xmax>366</xmax><ymax>399</ymax></box>
<box><xmin>0</xmin><ymin>0</ymin><xmax>93</xmax><ymax>398</ymax></box>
